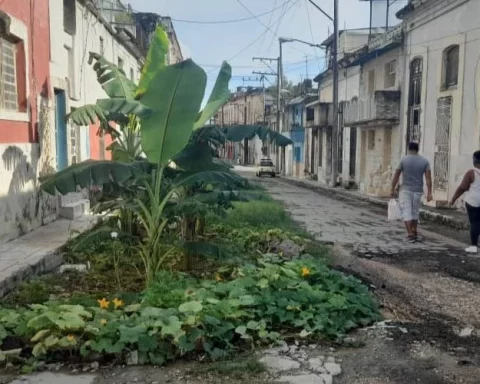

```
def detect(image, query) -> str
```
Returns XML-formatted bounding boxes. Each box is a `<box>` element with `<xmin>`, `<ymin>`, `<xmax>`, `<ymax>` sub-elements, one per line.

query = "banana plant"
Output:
<box><xmin>40</xmin><ymin>26</ymin><xmax>238</xmax><ymax>282</ymax></box>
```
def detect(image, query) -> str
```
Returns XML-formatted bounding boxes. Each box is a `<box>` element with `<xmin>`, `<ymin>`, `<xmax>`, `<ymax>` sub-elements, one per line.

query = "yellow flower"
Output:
<box><xmin>100</xmin><ymin>318</ymin><xmax>108</xmax><ymax>326</ymax></box>
<box><xmin>301</xmin><ymin>267</ymin><xmax>311</xmax><ymax>277</ymax></box>
<box><xmin>113</xmin><ymin>298</ymin><xmax>124</xmax><ymax>309</ymax></box>
<box><xmin>215</xmin><ymin>274</ymin><xmax>223</xmax><ymax>282</ymax></box>
<box><xmin>98</xmin><ymin>298</ymin><xmax>110</xmax><ymax>309</ymax></box>
<box><xmin>67</xmin><ymin>335</ymin><xmax>76</xmax><ymax>342</ymax></box>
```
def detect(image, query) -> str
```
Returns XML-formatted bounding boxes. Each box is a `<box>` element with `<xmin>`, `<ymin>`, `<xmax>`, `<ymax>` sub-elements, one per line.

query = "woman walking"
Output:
<box><xmin>450</xmin><ymin>151</ymin><xmax>480</xmax><ymax>253</ymax></box>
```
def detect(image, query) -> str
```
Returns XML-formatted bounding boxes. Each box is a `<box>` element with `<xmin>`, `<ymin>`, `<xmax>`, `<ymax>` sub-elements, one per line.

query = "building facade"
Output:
<box><xmin>283</xmin><ymin>94</ymin><xmax>316</xmax><ymax>178</ymax></box>
<box><xmin>397</xmin><ymin>0</ymin><xmax>480</xmax><ymax>206</ymax></box>
<box><xmin>0</xmin><ymin>0</ymin><xmax>56</xmax><ymax>242</ymax></box>
<box><xmin>343</xmin><ymin>26</ymin><xmax>404</xmax><ymax>196</ymax></box>
<box><xmin>49</xmin><ymin>0</ymin><xmax>144</xmax><ymax>170</ymax></box>
<box><xmin>219</xmin><ymin>87</ymin><xmax>272</xmax><ymax>165</ymax></box>
<box><xmin>308</xmin><ymin>29</ymin><xmax>371</xmax><ymax>185</ymax></box>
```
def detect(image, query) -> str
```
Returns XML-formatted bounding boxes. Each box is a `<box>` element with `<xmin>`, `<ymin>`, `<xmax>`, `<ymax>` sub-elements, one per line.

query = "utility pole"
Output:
<box><xmin>331</xmin><ymin>0</ymin><xmax>339</xmax><ymax>187</ymax></box>
<box><xmin>277</xmin><ymin>41</ymin><xmax>284</xmax><ymax>174</ymax></box>
<box><xmin>253</xmin><ymin>57</ymin><xmax>280</xmax><ymax>165</ymax></box>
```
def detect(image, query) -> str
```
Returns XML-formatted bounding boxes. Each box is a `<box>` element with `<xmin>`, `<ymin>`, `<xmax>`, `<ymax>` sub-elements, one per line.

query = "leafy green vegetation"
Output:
<box><xmin>0</xmin><ymin>25</ymin><xmax>380</xmax><ymax>372</ymax></box>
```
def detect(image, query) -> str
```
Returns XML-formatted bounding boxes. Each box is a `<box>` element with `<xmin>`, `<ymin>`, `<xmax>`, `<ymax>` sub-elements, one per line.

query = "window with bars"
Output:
<box><xmin>443</xmin><ymin>45</ymin><xmax>459</xmax><ymax>89</ymax></box>
<box><xmin>384</xmin><ymin>59</ymin><xmax>396</xmax><ymax>88</ymax></box>
<box><xmin>0</xmin><ymin>38</ymin><xmax>18</xmax><ymax>111</ymax></box>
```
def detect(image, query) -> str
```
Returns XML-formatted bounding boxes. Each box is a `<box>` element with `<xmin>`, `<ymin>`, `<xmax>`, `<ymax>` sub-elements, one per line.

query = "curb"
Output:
<box><xmin>0</xmin><ymin>250</ymin><xmax>64</xmax><ymax>298</ymax></box>
<box><xmin>280</xmin><ymin>177</ymin><xmax>469</xmax><ymax>231</ymax></box>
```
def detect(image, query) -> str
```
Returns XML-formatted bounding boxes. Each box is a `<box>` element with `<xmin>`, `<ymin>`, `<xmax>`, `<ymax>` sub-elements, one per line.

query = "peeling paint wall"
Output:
<box><xmin>0</xmin><ymin>1</ymin><xmax>56</xmax><ymax>243</ymax></box>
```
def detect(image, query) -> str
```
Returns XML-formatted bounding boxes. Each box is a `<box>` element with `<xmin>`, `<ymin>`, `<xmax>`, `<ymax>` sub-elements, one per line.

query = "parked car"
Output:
<box><xmin>256</xmin><ymin>158</ymin><xmax>276</xmax><ymax>178</ymax></box>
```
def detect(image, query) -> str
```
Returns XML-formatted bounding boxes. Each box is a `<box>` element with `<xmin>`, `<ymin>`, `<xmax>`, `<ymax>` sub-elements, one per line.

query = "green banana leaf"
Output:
<box><xmin>96</xmin><ymin>99</ymin><xmax>152</xmax><ymax>118</ymax></box>
<box><xmin>136</xmin><ymin>27</ymin><xmax>169</xmax><ymax>98</ymax></box>
<box><xmin>89</xmin><ymin>52</ymin><xmax>137</xmax><ymax>99</ymax></box>
<box><xmin>193</xmin><ymin>62</ymin><xmax>232</xmax><ymax>130</ymax></box>
<box><xmin>173</xmin><ymin>170</ymin><xmax>247</xmax><ymax>188</ymax></box>
<box><xmin>67</xmin><ymin>105</ymin><xmax>107</xmax><ymax>126</ymax></box>
<box><xmin>40</xmin><ymin>160</ymin><xmax>152</xmax><ymax>195</ymax></box>
<box><xmin>191</xmin><ymin>125</ymin><xmax>226</xmax><ymax>148</ymax></box>
<box><xmin>140</xmin><ymin>59</ymin><xmax>207</xmax><ymax>165</ymax></box>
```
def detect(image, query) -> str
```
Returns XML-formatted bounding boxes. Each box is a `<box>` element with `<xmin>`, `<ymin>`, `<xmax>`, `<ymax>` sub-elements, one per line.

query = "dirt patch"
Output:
<box><xmin>91</xmin><ymin>360</ymin><xmax>273</xmax><ymax>384</ymax></box>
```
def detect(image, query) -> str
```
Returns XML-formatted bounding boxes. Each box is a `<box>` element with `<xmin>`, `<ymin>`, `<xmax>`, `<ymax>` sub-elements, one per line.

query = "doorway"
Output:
<box><xmin>55</xmin><ymin>89</ymin><xmax>68</xmax><ymax>170</ymax></box>
<box><xmin>434</xmin><ymin>97</ymin><xmax>452</xmax><ymax>200</ymax></box>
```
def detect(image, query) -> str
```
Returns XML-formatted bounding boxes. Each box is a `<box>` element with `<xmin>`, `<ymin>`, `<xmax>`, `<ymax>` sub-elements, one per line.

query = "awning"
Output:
<box><xmin>222</xmin><ymin>125</ymin><xmax>293</xmax><ymax>147</ymax></box>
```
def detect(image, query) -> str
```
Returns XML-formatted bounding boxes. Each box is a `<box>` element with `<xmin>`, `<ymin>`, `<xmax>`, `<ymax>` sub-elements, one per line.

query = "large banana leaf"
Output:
<box><xmin>193</xmin><ymin>62</ymin><xmax>232</xmax><ymax>130</ymax></box>
<box><xmin>89</xmin><ymin>52</ymin><xmax>137</xmax><ymax>99</ymax></box>
<box><xmin>67</xmin><ymin>105</ymin><xmax>107</xmax><ymax>126</ymax></box>
<box><xmin>136</xmin><ymin>27</ymin><xmax>169</xmax><ymax>99</ymax></box>
<box><xmin>96</xmin><ymin>99</ymin><xmax>152</xmax><ymax>118</ymax></box>
<box><xmin>40</xmin><ymin>160</ymin><xmax>152</xmax><ymax>195</ymax></box>
<box><xmin>140</xmin><ymin>59</ymin><xmax>207</xmax><ymax>165</ymax></box>
<box><xmin>173</xmin><ymin>170</ymin><xmax>247</xmax><ymax>188</ymax></box>
<box><xmin>191</xmin><ymin>125</ymin><xmax>226</xmax><ymax>148</ymax></box>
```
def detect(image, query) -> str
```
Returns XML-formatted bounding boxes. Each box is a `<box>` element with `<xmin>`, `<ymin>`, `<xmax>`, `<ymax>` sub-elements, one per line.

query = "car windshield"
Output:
<box><xmin>260</xmin><ymin>160</ymin><xmax>273</xmax><ymax>167</ymax></box>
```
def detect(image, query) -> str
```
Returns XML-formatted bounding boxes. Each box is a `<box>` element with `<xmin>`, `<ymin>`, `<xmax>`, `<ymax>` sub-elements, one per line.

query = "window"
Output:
<box><xmin>443</xmin><ymin>45</ymin><xmax>459</xmax><ymax>89</ymax></box>
<box><xmin>130</xmin><ymin>67</ymin><xmax>134</xmax><ymax>81</ymax></box>
<box><xmin>368</xmin><ymin>69</ymin><xmax>375</xmax><ymax>96</ymax></box>
<box><xmin>99</xmin><ymin>37</ymin><xmax>104</xmax><ymax>55</ymax></box>
<box><xmin>409</xmin><ymin>58</ymin><xmax>423</xmax><ymax>106</ymax></box>
<box><xmin>117</xmin><ymin>57</ymin><xmax>124</xmax><ymax>71</ymax></box>
<box><xmin>384</xmin><ymin>59</ymin><xmax>396</xmax><ymax>88</ymax></box>
<box><xmin>66</xmin><ymin>46</ymin><xmax>76</xmax><ymax>99</ymax></box>
<box><xmin>368</xmin><ymin>130</ymin><xmax>375</xmax><ymax>150</ymax></box>
<box><xmin>0</xmin><ymin>38</ymin><xmax>18</xmax><ymax>111</ymax></box>
<box><xmin>63</xmin><ymin>0</ymin><xmax>76</xmax><ymax>35</ymax></box>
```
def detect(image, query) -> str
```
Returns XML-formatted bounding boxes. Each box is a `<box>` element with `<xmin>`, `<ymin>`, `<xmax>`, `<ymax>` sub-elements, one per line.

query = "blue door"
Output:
<box><xmin>55</xmin><ymin>90</ymin><xmax>68</xmax><ymax>170</ymax></box>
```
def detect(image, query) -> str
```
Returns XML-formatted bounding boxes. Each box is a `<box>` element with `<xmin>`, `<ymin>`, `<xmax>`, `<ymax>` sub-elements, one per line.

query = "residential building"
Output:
<box><xmin>342</xmin><ymin>26</ymin><xmax>404</xmax><ymax>196</ymax></box>
<box><xmin>219</xmin><ymin>87</ymin><xmax>273</xmax><ymax>165</ymax></box>
<box><xmin>134</xmin><ymin>13</ymin><xmax>183</xmax><ymax>64</ymax></box>
<box><xmin>0</xmin><ymin>0</ymin><xmax>56</xmax><ymax>242</ymax></box>
<box><xmin>396</xmin><ymin>0</ymin><xmax>480</xmax><ymax>206</ymax></box>
<box><xmin>283</xmin><ymin>93</ymin><xmax>317</xmax><ymax>178</ymax></box>
<box><xmin>309</xmin><ymin>29</ymin><xmax>372</xmax><ymax>185</ymax></box>
<box><xmin>49</xmin><ymin>0</ymin><xmax>144</xmax><ymax>168</ymax></box>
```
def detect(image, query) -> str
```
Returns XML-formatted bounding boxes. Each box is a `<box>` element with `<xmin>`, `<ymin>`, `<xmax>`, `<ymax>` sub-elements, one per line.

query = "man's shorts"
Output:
<box><xmin>399</xmin><ymin>190</ymin><xmax>423</xmax><ymax>221</ymax></box>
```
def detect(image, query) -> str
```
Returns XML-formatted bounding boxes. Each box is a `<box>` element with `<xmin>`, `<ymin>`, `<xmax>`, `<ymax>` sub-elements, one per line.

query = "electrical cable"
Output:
<box><xmin>304</xmin><ymin>0</ymin><xmax>322</xmax><ymax>72</ymax></box>
<box><xmin>170</xmin><ymin>0</ymin><xmax>292</xmax><ymax>25</ymax></box>
<box><xmin>207</xmin><ymin>0</ymin><xmax>299</xmax><ymax>74</ymax></box>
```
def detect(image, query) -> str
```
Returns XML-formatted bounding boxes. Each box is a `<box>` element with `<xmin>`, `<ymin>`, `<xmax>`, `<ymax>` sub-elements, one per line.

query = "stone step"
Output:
<box><xmin>59</xmin><ymin>199</ymin><xmax>90</xmax><ymax>220</ymax></box>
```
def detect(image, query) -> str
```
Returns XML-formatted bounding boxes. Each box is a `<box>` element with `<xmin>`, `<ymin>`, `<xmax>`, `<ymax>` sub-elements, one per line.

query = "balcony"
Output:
<box><xmin>305</xmin><ymin>102</ymin><xmax>334</xmax><ymax>128</ymax></box>
<box><xmin>343</xmin><ymin>90</ymin><xmax>401</xmax><ymax>127</ymax></box>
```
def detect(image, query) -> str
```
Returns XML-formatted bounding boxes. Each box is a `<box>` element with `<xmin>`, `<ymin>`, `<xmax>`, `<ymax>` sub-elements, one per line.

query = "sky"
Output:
<box><xmin>127</xmin><ymin>0</ymin><xmax>405</xmax><ymax>95</ymax></box>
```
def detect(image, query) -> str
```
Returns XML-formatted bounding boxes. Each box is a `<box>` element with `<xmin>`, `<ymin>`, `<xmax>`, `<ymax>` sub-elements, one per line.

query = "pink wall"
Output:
<box><xmin>0</xmin><ymin>0</ymin><xmax>51</xmax><ymax>144</ymax></box>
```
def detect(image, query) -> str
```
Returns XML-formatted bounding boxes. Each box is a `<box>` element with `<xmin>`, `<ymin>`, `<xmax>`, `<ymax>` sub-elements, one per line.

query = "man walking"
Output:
<box><xmin>391</xmin><ymin>142</ymin><xmax>433</xmax><ymax>242</ymax></box>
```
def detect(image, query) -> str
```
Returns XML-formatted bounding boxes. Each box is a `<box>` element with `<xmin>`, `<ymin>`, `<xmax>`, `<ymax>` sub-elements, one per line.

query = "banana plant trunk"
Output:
<box><xmin>182</xmin><ymin>216</ymin><xmax>197</xmax><ymax>271</ymax></box>
<box><xmin>196</xmin><ymin>216</ymin><xmax>206</xmax><ymax>236</ymax></box>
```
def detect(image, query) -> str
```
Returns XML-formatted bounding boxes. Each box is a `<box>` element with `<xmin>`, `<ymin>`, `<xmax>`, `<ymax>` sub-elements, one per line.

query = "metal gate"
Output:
<box><xmin>434</xmin><ymin>97</ymin><xmax>452</xmax><ymax>195</ymax></box>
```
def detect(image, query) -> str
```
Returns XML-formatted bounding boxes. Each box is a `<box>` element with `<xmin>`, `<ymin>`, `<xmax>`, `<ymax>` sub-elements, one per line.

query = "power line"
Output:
<box><xmin>304</xmin><ymin>0</ymin><xmax>322</xmax><ymax>71</ymax></box>
<box><xmin>208</xmin><ymin>0</ymin><xmax>299</xmax><ymax>74</ymax></box>
<box><xmin>170</xmin><ymin>0</ymin><xmax>292</xmax><ymax>24</ymax></box>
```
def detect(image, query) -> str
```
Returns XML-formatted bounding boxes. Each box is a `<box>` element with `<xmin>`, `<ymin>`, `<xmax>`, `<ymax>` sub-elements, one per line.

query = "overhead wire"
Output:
<box><xmin>258</xmin><ymin>0</ymin><xmax>278</xmax><ymax>51</ymax></box>
<box><xmin>304</xmin><ymin>0</ymin><xmax>322</xmax><ymax>72</ymax></box>
<box><xmin>207</xmin><ymin>0</ymin><xmax>299</xmax><ymax>74</ymax></box>
<box><xmin>170</xmin><ymin>0</ymin><xmax>292</xmax><ymax>24</ymax></box>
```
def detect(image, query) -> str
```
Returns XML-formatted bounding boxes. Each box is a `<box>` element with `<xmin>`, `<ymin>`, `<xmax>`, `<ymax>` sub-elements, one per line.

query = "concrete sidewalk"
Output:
<box><xmin>0</xmin><ymin>215</ymin><xmax>97</xmax><ymax>297</ymax></box>
<box><xmin>281</xmin><ymin>176</ymin><xmax>470</xmax><ymax>231</ymax></box>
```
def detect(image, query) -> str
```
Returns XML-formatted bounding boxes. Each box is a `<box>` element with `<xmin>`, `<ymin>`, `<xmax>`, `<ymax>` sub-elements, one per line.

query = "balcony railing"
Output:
<box><xmin>343</xmin><ymin>91</ymin><xmax>401</xmax><ymax>127</ymax></box>
<box><xmin>305</xmin><ymin>102</ymin><xmax>333</xmax><ymax>128</ymax></box>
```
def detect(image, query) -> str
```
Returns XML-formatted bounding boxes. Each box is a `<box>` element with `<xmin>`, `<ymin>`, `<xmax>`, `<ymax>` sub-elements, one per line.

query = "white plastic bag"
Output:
<box><xmin>388</xmin><ymin>199</ymin><xmax>402</xmax><ymax>221</ymax></box>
